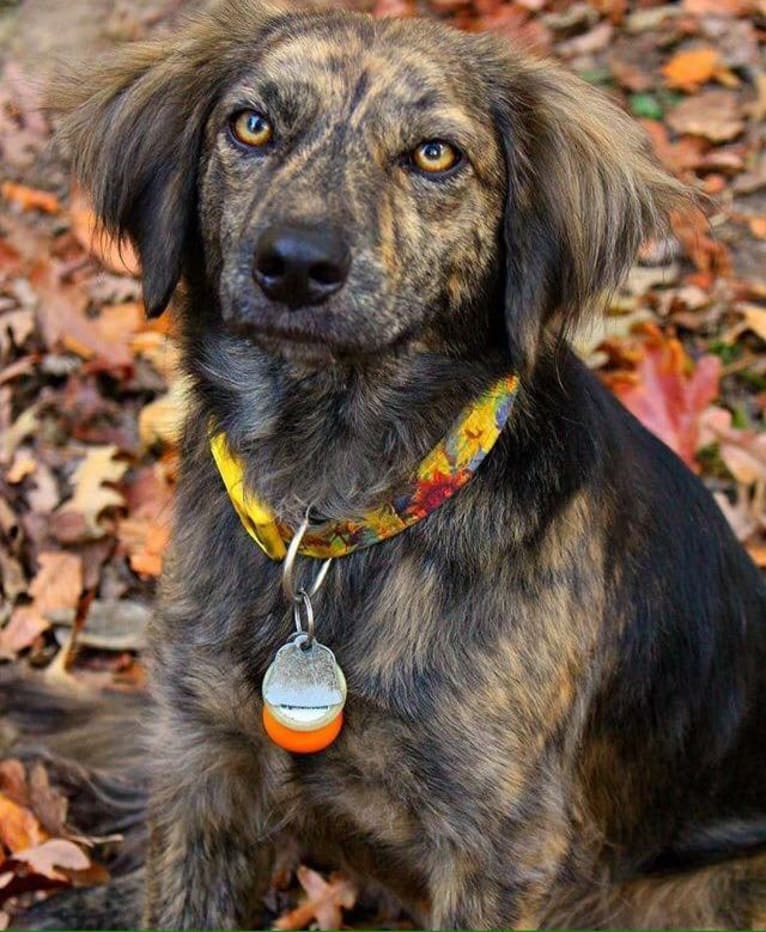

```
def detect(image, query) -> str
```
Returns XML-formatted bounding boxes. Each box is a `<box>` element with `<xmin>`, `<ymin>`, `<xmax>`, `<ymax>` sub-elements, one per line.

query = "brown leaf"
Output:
<box><xmin>29</xmin><ymin>551</ymin><xmax>83</xmax><ymax>618</ymax></box>
<box><xmin>55</xmin><ymin>446</ymin><xmax>128</xmax><ymax>539</ymax></box>
<box><xmin>0</xmin><ymin>794</ymin><xmax>45</xmax><ymax>854</ymax></box>
<box><xmin>1</xmin><ymin>182</ymin><xmax>60</xmax><ymax>215</ymax></box>
<box><xmin>30</xmin><ymin>262</ymin><xmax>133</xmax><ymax>371</ymax></box>
<box><xmin>666</xmin><ymin>90</ymin><xmax>745</xmax><ymax>142</ymax></box>
<box><xmin>0</xmin><ymin>607</ymin><xmax>48</xmax><ymax>657</ymax></box>
<box><xmin>69</xmin><ymin>187</ymin><xmax>140</xmax><ymax>277</ymax></box>
<box><xmin>138</xmin><ymin>380</ymin><xmax>188</xmax><ymax>449</ymax></box>
<box><xmin>682</xmin><ymin>0</ymin><xmax>757</xmax><ymax>14</ymax></box>
<box><xmin>700</xmin><ymin>407</ymin><xmax>766</xmax><ymax>485</ymax></box>
<box><xmin>749</xmin><ymin>217</ymin><xmax>766</xmax><ymax>240</ymax></box>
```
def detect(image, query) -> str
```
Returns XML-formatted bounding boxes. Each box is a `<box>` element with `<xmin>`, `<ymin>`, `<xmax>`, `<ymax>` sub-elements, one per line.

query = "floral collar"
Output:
<box><xmin>210</xmin><ymin>373</ymin><xmax>519</xmax><ymax>561</ymax></box>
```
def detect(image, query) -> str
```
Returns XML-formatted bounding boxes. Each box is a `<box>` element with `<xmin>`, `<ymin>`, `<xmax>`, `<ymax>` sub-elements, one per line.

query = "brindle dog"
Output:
<box><xmin>40</xmin><ymin>0</ymin><xmax>766</xmax><ymax>927</ymax></box>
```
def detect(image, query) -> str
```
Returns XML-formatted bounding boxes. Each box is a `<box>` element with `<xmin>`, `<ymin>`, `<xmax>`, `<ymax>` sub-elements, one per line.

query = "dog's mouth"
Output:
<box><xmin>220</xmin><ymin>283</ymin><xmax>417</xmax><ymax>364</ymax></box>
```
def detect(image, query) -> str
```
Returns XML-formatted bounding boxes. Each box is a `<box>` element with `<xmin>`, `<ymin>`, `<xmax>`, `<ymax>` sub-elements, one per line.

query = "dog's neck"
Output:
<box><xmin>190</xmin><ymin>329</ymin><xmax>513</xmax><ymax>528</ymax></box>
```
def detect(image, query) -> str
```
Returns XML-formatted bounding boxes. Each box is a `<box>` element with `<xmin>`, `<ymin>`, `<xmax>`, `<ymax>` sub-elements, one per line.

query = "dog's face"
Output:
<box><xmin>201</xmin><ymin>17</ymin><xmax>506</xmax><ymax>362</ymax></box>
<box><xmin>53</xmin><ymin>1</ymin><xmax>685</xmax><ymax>373</ymax></box>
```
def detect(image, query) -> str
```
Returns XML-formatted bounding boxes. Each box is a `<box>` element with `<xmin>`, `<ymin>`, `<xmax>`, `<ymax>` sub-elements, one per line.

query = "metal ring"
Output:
<box><xmin>292</xmin><ymin>589</ymin><xmax>315</xmax><ymax>645</ymax></box>
<box><xmin>281</xmin><ymin>509</ymin><xmax>332</xmax><ymax>603</ymax></box>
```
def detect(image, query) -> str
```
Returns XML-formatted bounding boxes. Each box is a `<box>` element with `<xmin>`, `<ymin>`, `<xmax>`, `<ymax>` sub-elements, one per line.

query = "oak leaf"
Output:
<box><xmin>55</xmin><ymin>446</ymin><xmax>127</xmax><ymax>538</ymax></box>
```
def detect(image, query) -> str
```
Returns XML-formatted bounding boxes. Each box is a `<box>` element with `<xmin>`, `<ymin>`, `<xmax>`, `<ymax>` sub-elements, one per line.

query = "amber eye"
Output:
<box><xmin>230</xmin><ymin>110</ymin><xmax>273</xmax><ymax>148</ymax></box>
<box><xmin>412</xmin><ymin>140</ymin><xmax>461</xmax><ymax>174</ymax></box>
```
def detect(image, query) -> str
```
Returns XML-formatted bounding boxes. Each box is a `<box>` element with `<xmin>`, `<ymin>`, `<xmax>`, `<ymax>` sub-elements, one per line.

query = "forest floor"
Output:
<box><xmin>0</xmin><ymin>0</ymin><xmax>764</xmax><ymax>927</ymax></box>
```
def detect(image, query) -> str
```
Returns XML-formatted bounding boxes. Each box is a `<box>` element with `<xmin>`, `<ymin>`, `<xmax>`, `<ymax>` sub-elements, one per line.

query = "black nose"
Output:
<box><xmin>253</xmin><ymin>224</ymin><xmax>351</xmax><ymax>308</ymax></box>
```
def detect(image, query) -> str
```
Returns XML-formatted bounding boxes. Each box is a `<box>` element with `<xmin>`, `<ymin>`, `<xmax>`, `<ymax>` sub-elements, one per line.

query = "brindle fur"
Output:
<box><xmin>32</xmin><ymin>0</ymin><xmax>766</xmax><ymax>927</ymax></box>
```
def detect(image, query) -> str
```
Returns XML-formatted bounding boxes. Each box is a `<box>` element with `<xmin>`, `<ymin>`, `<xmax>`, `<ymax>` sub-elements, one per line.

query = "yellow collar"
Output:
<box><xmin>210</xmin><ymin>373</ymin><xmax>519</xmax><ymax>560</ymax></box>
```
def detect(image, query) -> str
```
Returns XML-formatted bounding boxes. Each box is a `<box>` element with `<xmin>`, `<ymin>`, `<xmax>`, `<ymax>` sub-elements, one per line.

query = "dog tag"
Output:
<box><xmin>262</xmin><ymin>634</ymin><xmax>347</xmax><ymax>753</ymax></box>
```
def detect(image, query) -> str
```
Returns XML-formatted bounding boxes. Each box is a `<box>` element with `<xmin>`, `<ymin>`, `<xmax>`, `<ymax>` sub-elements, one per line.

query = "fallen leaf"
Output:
<box><xmin>29</xmin><ymin>552</ymin><xmax>83</xmax><ymax>618</ymax></box>
<box><xmin>671</xmin><ymin>208</ymin><xmax>732</xmax><ymax>277</ymax></box>
<box><xmin>557</xmin><ymin>21</ymin><xmax>613</xmax><ymax>59</ymax></box>
<box><xmin>69</xmin><ymin>187</ymin><xmax>140</xmax><ymax>277</ymax></box>
<box><xmin>0</xmin><ymin>404</ymin><xmax>39</xmax><ymax>465</ymax></box>
<box><xmin>682</xmin><ymin>0</ymin><xmax>757</xmax><ymax>13</ymax></box>
<box><xmin>55</xmin><ymin>446</ymin><xmax>128</xmax><ymax>538</ymax></box>
<box><xmin>5</xmin><ymin>450</ymin><xmax>36</xmax><ymax>484</ymax></box>
<box><xmin>12</xmin><ymin>839</ymin><xmax>90</xmax><ymax>882</ymax></box>
<box><xmin>274</xmin><ymin>867</ymin><xmax>357</xmax><ymax>931</ymax></box>
<box><xmin>608</xmin><ymin>327</ymin><xmax>721</xmax><ymax>469</ymax></box>
<box><xmin>0</xmin><ymin>309</ymin><xmax>36</xmax><ymax>357</ymax></box>
<box><xmin>728</xmin><ymin>304</ymin><xmax>766</xmax><ymax>343</ymax></box>
<box><xmin>1</xmin><ymin>182</ymin><xmax>60</xmax><ymax>215</ymax></box>
<box><xmin>666</xmin><ymin>90</ymin><xmax>745</xmax><ymax>142</ymax></box>
<box><xmin>30</xmin><ymin>262</ymin><xmax>133</xmax><ymax>370</ymax></box>
<box><xmin>94</xmin><ymin>301</ymin><xmax>144</xmax><ymax>346</ymax></box>
<box><xmin>0</xmin><ymin>606</ymin><xmax>48</xmax><ymax>658</ymax></box>
<box><xmin>138</xmin><ymin>379</ymin><xmax>189</xmax><ymax>449</ymax></box>
<box><xmin>700</xmin><ymin>407</ymin><xmax>766</xmax><ymax>485</ymax></box>
<box><xmin>0</xmin><ymin>794</ymin><xmax>45</xmax><ymax>854</ymax></box>
<box><xmin>749</xmin><ymin>217</ymin><xmax>766</xmax><ymax>239</ymax></box>
<box><xmin>662</xmin><ymin>48</ymin><xmax>720</xmax><ymax>92</ymax></box>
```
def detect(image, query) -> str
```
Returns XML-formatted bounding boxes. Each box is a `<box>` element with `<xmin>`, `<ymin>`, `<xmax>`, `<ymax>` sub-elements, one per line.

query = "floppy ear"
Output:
<box><xmin>51</xmin><ymin>0</ymin><xmax>284</xmax><ymax>317</ymax></box>
<box><xmin>483</xmin><ymin>48</ymin><xmax>689</xmax><ymax>372</ymax></box>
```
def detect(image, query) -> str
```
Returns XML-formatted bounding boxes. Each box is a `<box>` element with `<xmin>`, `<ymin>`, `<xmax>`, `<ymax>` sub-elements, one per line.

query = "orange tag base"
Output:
<box><xmin>262</xmin><ymin>706</ymin><xmax>343</xmax><ymax>754</ymax></box>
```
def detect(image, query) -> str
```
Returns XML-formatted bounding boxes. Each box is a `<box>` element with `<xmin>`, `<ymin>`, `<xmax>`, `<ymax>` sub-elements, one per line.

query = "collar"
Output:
<box><xmin>210</xmin><ymin>372</ymin><xmax>519</xmax><ymax>561</ymax></box>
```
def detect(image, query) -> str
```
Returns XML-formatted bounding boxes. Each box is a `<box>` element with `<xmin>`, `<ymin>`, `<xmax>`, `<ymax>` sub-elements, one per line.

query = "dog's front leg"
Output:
<box><xmin>424</xmin><ymin>773</ymin><xmax>572</xmax><ymax>930</ymax></box>
<box><xmin>142</xmin><ymin>702</ymin><xmax>289</xmax><ymax>930</ymax></box>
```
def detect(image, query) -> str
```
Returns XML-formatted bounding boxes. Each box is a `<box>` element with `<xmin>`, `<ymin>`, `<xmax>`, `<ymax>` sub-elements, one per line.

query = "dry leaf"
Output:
<box><xmin>138</xmin><ymin>379</ymin><xmax>189</xmax><ymax>449</ymax></box>
<box><xmin>12</xmin><ymin>839</ymin><xmax>90</xmax><ymax>882</ymax></box>
<box><xmin>0</xmin><ymin>794</ymin><xmax>45</xmax><ymax>854</ymax></box>
<box><xmin>29</xmin><ymin>551</ymin><xmax>83</xmax><ymax>618</ymax></box>
<box><xmin>1</xmin><ymin>182</ymin><xmax>60</xmax><ymax>215</ymax></box>
<box><xmin>700</xmin><ymin>407</ymin><xmax>766</xmax><ymax>485</ymax></box>
<box><xmin>666</xmin><ymin>90</ymin><xmax>745</xmax><ymax>142</ymax></box>
<box><xmin>5</xmin><ymin>450</ymin><xmax>36</xmax><ymax>484</ymax></box>
<box><xmin>682</xmin><ymin>0</ymin><xmax>757</xmax><ymax>13</ymax></box>
<box><xmin>55</xmin><ymin>446</ymin><xmax>128</xmax><ymax>538</ymax></box>
<box><xmin>662</xmin><ymin>48</ymin><xmax>720</xmax><ymax>92</ymax></box>
<box><xmin>0</xmin><ymin>606</ymin><xmax>48</xmax><ymax>657</ymax></box>
<box><xmin>1</xmin><ymin>404</ymin><xmax>39</xmax><ymax>465</ymax></box>
<box><xmin>0</xmin><ymin>309</ymin><xmax>35</xmax><ymax>356</ymax></box>
<box><xmin>608</xmin><ymin>328</ymin><xmax>721</xmax><ymax>470</ymax></box>
<box><xmin>749</xmin><ymin>217</ymin><xmax>766</xmax><ymax>239</ymax></box>
<box><xmin>274</xmin><ymin>867</ymin><xmax>357</xmax><ymax>931</ymax></box>
<box><xmin>69</xmin><ymin>187</ymin><xmax>140</xmax><ymax>277</ymax></box>
<box><xmin>30</xmin><ymin>262</ymin><xmax>133</xmax><ymax>370</ymax></box>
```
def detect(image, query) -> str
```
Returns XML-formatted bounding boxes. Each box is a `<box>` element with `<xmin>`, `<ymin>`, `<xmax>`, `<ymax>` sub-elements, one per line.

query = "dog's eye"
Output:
<box><xmin>230</xmin><ymin>110</ymin><xmax>273</xmax><ymax>148</ymax></box>
<box><xmin>411</xmin><ymin>140</ymin><xmax>461</xmax><ymax>174</ymax></box>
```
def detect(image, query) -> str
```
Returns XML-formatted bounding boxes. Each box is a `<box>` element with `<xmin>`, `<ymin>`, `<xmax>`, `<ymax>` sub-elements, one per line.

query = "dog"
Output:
<box><xmin>20</xmin><ymin>0</ymin><xmax>766</xmax><ymax>927</ymax></box>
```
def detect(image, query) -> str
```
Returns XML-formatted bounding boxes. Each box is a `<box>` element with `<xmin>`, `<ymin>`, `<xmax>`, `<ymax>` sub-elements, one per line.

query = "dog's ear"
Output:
<box><xmin>482</xmin><ymin>48</ymin><xmax>689</xmax><ymax>372</ymax></box>
<box><xmin>51</xmin><ymin>2</ymin><xmax>283</xmax><ymax>317</ymax></box>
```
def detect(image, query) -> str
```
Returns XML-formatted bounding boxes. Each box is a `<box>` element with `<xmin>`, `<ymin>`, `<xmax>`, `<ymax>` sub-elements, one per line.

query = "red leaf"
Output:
<box><xmin>609</xmin><ymin>328</ymin><xmax>721</xmax><ymax>470</ymax></box>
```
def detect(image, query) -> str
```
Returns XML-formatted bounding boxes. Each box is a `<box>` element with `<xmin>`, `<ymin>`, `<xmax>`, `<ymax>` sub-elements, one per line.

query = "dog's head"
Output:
<box><xmin>54</xmin><ymin>0</ymin><xmax>686</xmax><ymax>373</ymax></box>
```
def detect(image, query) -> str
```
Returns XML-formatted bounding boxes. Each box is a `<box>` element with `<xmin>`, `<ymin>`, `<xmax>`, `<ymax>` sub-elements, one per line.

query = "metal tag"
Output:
<box><xmin>262</xmin><ymin>634</ymin><xmax>347</xmax><ymax>731</ymax></box>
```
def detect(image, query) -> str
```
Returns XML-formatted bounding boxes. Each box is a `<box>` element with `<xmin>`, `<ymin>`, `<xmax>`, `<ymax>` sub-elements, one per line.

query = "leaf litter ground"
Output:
<box><xmin>0</xmin><ymin>0</ymin><xmax>765</xmax><ymax>927</ymax></box>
